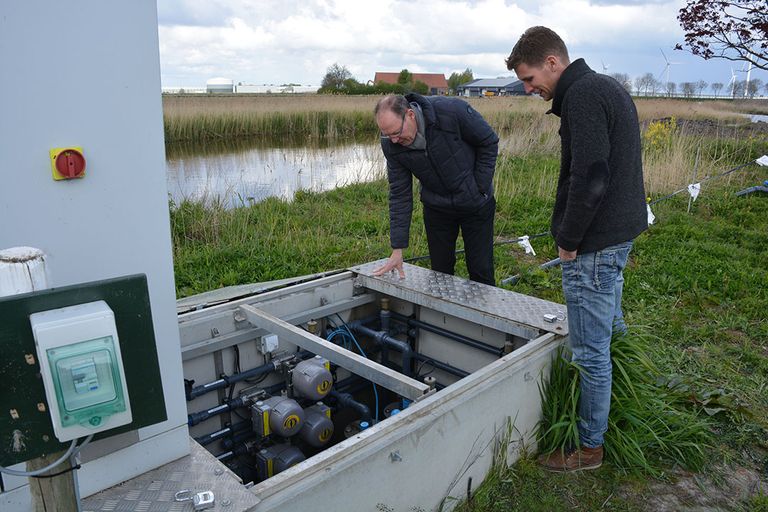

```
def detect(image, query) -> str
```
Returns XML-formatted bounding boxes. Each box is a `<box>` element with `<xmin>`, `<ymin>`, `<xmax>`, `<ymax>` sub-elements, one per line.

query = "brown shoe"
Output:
<box><xmin>538</xmin><ymin>446</ymin><xmax>603</xmax><ymax>472</ymax></box>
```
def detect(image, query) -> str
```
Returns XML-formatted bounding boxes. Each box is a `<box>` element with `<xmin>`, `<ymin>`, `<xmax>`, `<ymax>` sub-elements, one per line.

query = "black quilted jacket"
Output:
<box><xmin>380</xmin><ymin>93</ymin><xmax>499</xmax><ymax>249</ymax></box>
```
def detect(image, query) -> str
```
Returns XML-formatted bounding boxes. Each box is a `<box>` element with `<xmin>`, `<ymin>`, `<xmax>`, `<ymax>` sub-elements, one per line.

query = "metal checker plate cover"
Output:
<box><xmin>351</xmin><ymin>261</ymin><xmax>568</xmax><ymax>336</ymax></box>
<box><xmin>82</xmin><ymin>439</ymin><xmax>260</xmax><ymax>512</ymax></box>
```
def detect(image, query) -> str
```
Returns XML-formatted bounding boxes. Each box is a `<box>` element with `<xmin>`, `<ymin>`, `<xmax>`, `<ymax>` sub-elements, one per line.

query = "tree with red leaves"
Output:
<box><xmin>675</xmin><ymin>0</ymin><xmax>767</xmax><ymax>71</ymax></box>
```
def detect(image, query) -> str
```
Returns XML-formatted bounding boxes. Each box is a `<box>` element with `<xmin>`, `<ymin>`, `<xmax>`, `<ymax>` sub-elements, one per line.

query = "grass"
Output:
<box><xmin>169</xmin><ymin>96</ymin><xmax>768</xmax><ymax>510</ymax></box>
<box><xmin>449</xmin><ymin>187</ymin><xmax>768</xmax><ymax>511</ymax></box>
<box><xmin>536</xmin><ymin>332</ymin><xmax>713</xmax><ymax>479</ymax></box>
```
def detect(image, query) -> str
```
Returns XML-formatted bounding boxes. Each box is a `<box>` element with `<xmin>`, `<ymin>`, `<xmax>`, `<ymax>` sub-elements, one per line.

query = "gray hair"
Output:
<box><xmin>374</xmin><ymin>94</ymin><xmax>410</xmax><ymax>117</ymax></box>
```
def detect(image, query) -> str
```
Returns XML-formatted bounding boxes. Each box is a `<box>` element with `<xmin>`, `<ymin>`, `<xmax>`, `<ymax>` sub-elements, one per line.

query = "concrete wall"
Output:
<box><xmin>0</xmin><ymin>2</ymin><xmax>188</xmax><ymax>508</ymax></box>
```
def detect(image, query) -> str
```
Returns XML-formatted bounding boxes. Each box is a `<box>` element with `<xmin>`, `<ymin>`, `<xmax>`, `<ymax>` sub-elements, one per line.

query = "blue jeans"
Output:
<box><xmin>561</xmin><ymin>241</ymin><xmax>633</xmax><ymax>448</ymax></box>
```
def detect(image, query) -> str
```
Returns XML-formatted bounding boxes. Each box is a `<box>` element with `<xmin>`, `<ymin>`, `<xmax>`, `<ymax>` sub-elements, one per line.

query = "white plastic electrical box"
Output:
<box><xmin>259</xmin><ymin>334</ymin><xmax>279</xmax><ymax>354</ymax></box>
<box><xmin>30</xmin><ymin>301</ymin><xmax>132</xmax><ymax>442</ymax></box>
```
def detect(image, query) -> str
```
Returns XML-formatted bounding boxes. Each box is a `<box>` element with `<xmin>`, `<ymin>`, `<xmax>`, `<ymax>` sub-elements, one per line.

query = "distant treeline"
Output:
<box><xmin>318</xmin><ymin>80</ymin><xmax>429</xmax><ymax>96</ymax></box>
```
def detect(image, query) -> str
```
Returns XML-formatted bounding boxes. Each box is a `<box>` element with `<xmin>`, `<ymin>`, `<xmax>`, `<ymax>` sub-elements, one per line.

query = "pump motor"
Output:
<box><xmin>292</xmin><ymin>356</ymin><xmax>333</xmax><ymax>401</ymax></box>
<box><xmin>251</xmin><ymin>396</ymin><xmax>305</xmax><ymax>438</ymax></box>
<box><xmin>255</xmin><ymin>444</ymin><xmax>306</xmax><ymax>480</ymax></box>
<box><xmin>299</xmin><ymin>403</ymin><xmax>334</xmax><ymax>448</ymax></box>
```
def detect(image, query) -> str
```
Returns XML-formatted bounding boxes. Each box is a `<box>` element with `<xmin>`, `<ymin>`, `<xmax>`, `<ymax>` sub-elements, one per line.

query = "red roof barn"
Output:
<box><xmin>374</xmin><ymin>72</ymin><xmax>448</xmax><ymax>95</ymax></box>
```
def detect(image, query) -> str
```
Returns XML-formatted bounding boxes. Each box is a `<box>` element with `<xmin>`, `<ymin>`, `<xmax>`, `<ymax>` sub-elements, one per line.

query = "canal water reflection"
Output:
<box><xmin>166</xmin><ymin>138</ymin><xmax>385</xmax><ymax>208</ymax></box>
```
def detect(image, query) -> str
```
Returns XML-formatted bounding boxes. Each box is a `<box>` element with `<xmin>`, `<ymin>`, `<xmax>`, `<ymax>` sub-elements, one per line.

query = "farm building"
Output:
<box><xmin>206</xmin><ymin>77</ymin><xmax>234</xmax><ymax>93</ymax></box>
<box><xmin>374</xmin><ymin>72</ymin><xmax>449</xmax><ymax>95</ymax></box>
<box><xmin>457</xmin><ymin>78</ymin><xmax>529</xmax><ymax>97</ymax></box>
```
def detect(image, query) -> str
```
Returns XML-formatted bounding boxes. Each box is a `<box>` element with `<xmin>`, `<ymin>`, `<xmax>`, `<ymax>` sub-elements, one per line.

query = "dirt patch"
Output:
<box><xmin>619</xmin><ymin>462</ymin><xmax>767</xmax><ymax>511</ymax></box>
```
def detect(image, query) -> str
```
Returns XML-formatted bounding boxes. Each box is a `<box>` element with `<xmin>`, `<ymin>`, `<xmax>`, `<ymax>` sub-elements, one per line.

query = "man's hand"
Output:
<box><xmin>558</xmin><ymin>246</ymin><xmax>577</xmax><ymax>262</ymax></box>
<box><xmin>373</xmin><ymin>249</ymin><xmax>405</xmax><ymax>278</ymax></box>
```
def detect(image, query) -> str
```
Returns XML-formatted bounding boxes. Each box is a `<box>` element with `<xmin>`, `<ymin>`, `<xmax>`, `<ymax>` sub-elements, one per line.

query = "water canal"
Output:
<box><xmin>166</xmin><ymin>113</ymin><xmax>767</xmax><ymax>208</ymax></box>
<box><xmin>166</xmin><ymin>139</ymin><xmax>385</xmax><ymax>208</ymax></box>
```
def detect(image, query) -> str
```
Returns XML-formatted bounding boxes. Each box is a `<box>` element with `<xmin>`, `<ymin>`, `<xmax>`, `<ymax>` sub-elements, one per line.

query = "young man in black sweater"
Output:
<box><xmin>506</xmin><ymin>26</ymin><xmax>647</xmax><ymax>472</ymax></box>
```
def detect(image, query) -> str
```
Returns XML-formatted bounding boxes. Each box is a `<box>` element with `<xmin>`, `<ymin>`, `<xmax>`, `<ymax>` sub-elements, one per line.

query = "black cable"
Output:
<box><xmin>228</xmin><ymin>346</ymin><xmax>269</xmax><ymax>422</ymax></box>
<box><xmin>228</xmin><ymin>346</ymin><xmax>248</xmax><ymax>421</ymax></box>
<box><xmin>244</xmin><ymin>355</ymin><xmax>270</xmax><ymax>384</ymax></box>
<box><xmin>404</xmin><ymin>231</ymin><xmax>551</xmax><ymax>263</ymax></box>
<box><xmin>234</xmin><ymin>345</ymin><xmax>242</xmax><ymax>374</ymax></box>
<box><xmin>30</xmin><ymin>464</ymin><xmax>82</xmax><ymax>479</ymax></box>
<box><xmin>416</xmin><ymin>358</ymin><xmax>436</xmax><ymax>378</ymax></box>
<box><xmin>648</xmin><ymin>160</ymin><xmax>757</xmax><ymax>206</ymax></box>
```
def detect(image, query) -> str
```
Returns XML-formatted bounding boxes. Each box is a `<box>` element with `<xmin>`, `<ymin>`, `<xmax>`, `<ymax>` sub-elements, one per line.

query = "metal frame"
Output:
<box><xmin>237</xmin><ymin>305</ymin><xmax>431</xmax><ymax>401</ymax></box>
<box><xmin>181</xmin><ymin>294</ymin><xmax>375</xmax><ymax>361</ymax></box>
<box><xmin>352</xmin><ymin>261</ymin><xmax>568</xmax><ymax>338</ymax></box>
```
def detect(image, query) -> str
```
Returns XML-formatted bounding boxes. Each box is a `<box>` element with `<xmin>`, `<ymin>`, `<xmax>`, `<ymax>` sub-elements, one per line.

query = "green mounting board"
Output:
<box><xmin>0</xmin><ymin>274</ymin><xmax>167</xmax><ymax>467</ymax></box>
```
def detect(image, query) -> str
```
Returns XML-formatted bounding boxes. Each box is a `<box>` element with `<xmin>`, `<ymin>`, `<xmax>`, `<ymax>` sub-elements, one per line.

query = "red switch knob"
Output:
<box><xmin>54</xmin><ymin>149</ymin><xmax>86</xmax><ymax>179</ymax></box>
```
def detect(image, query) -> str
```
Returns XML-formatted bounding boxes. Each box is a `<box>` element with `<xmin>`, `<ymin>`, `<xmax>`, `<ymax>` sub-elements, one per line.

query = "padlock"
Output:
<box><xmin>174</xmin><ymin>489</ymin><xmax>215</xmax><ymax>511</ymax></box>
<box><xmin>192</xmin><ymin>491</ymin><xmax>215</xmax><ymax>511</ymax></box>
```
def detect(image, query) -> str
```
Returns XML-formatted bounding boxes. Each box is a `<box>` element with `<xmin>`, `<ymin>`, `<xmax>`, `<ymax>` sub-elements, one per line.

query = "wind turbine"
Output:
<box><xmin>741</xmin><ymin>61</ymin><xmax>753</xmax><ymax>97</ymax></box>
<box><xmin>658</xmin><ymin>48</ymin><xmax>679</xmax><ymax>90</ymax></box>
<box><xmin>601</xmin><ymin>60</ymin><xmax>610</xmax><ymax>73</ymax></box>
<box><xmin>727</xmin><ymin>68</ymin><xmax>737</xmax><ymax>97</ymax></box>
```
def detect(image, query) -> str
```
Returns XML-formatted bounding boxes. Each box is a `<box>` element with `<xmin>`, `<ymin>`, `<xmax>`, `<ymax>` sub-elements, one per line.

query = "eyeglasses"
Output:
<box><xmin>380</xmin><ymin>111</ymin><xmax>407</xmax><ymax>140</ymax></box>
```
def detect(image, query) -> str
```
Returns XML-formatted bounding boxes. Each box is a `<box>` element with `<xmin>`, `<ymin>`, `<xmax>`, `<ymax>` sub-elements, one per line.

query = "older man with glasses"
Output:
<box><xmin>373</xmin><ymin>93</ymin><xmax>499</xmax><ymax>285</ymax></box>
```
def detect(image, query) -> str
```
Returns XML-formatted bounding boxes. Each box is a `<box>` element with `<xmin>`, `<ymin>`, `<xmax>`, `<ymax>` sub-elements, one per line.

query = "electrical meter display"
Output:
<box><xmin>30</xmin><ymin>301</ymin><xmax>132</xmax><ymax>441</ymax></box>
<box><xmin>47</xmin><ymin>336</ymin><xmax>127</xmax><ymax>428</ymax></box>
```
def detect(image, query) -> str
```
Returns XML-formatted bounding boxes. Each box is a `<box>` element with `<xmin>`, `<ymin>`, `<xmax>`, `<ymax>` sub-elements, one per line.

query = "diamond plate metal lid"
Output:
<box><xmin>82</xmin><ymin>439</ymin><xmax>260</xmax><ymax>512</ymax></box>
<box><xmin>351</xmin><ymin>260</ymin><xmax>568</xmax><ymax>336</ymax></box>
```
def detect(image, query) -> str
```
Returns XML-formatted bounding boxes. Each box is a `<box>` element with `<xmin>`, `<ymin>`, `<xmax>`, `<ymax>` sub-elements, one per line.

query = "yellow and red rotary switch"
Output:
<box><xmin>50</xmin><ymin>147</ymin><xmax>86</xmax><ymax>180</ymax></box>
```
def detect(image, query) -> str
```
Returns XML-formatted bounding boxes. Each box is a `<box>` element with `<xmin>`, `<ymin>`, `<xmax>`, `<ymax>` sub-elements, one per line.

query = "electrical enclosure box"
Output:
<box><xmin>30</xmin><ymin>300</ymin><xmax>132</xmax><ymax>442</ymax></box>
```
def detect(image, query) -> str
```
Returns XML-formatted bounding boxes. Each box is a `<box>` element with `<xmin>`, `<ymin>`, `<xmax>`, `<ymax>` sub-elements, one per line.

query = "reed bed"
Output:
<box><xmin>165</xmin><ymin>94</ymin><xmax>765</xmax><ymax>199</ymax></box>
<box><xmin>163</xmin><ymin>94</ymin><xmax>761</xmax><ymax>142</ymax></box>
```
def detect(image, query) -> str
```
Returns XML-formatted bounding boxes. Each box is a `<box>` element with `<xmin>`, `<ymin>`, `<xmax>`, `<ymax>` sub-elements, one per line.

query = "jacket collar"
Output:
<box><xmin>550</xmin><ymin>58</ymin><xmax>594</xmax><ymax>117</ymax></box>
<box><xmin>386</xmin><ymin>93</ymin><xmax>435</xmax><ymax>154</ymax></box>
<box><xmin>406</xmin><ymin>93</ymin><xmax>436</xmax><ymax>127</ymax></box>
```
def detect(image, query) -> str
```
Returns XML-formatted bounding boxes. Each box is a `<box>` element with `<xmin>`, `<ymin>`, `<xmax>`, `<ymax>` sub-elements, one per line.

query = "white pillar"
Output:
<box><xmin>0</xmin><ymin>247</ymin><xmax>78</xmax><ymax>511</ymax></box>
<box><xmin>0</xmin><ymin>247</ymin><xmax>48</xmax><ymax>297</ymax></box>
<box><xmin>0</xmin><ymin>247</ymin><xmax>48</xmax><ymax>498</ymax></box>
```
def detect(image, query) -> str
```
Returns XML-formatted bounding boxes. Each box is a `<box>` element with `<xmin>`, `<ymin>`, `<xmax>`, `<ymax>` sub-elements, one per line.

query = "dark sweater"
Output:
<box><xmin>380</xmin><ymin>93</ymin><xmax>499</xmax><ymax>249</ymax></box>
<box><xmin>549</xmin><ymin>59</ymin><xmax>647</xmax><ymax>253</ymax></box>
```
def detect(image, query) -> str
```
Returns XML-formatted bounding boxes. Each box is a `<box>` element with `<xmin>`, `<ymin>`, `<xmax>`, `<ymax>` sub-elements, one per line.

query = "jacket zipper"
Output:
<box><xmin>425</xmin><ymin>147</ymin><xmax>454</xmax><ymax>207</ymax></box>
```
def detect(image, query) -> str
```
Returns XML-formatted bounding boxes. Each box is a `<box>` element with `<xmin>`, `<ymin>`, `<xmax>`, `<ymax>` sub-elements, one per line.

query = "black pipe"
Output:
<box><xmin>334</xmin><ymin>375</ymin><xmax>371</xmax><ymax>395</ymax></box>
<box><xmin>216</xmin><ymin>442</ymin><xmax>249</xmax><ymax>462</ymax></box>
<box><xmin>413</xmin><ymin>354</ymin><xmax>469</xmax><ymax>379</ymax></box>
<box><xmin>187</xmin><ymin>350</ymin><xmax>318</xmax><ymax>401</ymax></box>
<box><xmin>194</xmin><ymin>420</ymin><xmax>251</xmax><ymax>446</ymax></box>
<box><xmin>347</xmin><ymin>321</ymin><xmax>413</xmax><ymax>376</ymax></box>
<box><xmin>188</xmin><ymin>396</ymin><xmax>247</xmax><ymax>426</ymax></box>
<box><xmin>390</xmin><ymin>311</ymin><xmax>502</xmax><ymax>357</ymax></box>
<box><xmin>328</xmin><ymin>389</ymin><xmax>372</xmax><ymax>424</ymax></box>
<box><xmin>217</xmin><ymin>450</ymin><xmax>235</xmax><ymax>462</ymax></box>
<box><xmin>222</xmin><ymin>430</ymin><xmax>258</xmax><ymax>450</ymax></box>
<box><xmin>380</xmin><ymin>309</ymin><xmax>391</xmax><ymax>333</ymax></box>
<box><xmin>187</xmin><ymin>361</ymin><xmax>277</xmax><ymax>401</ymax></box>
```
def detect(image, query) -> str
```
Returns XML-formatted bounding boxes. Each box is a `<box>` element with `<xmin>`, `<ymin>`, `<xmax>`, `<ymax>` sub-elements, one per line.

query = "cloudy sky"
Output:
<box><xmin>157</xmin><ymin>0</ymin><xmax>766</xmax><ymax>92</ymax></box>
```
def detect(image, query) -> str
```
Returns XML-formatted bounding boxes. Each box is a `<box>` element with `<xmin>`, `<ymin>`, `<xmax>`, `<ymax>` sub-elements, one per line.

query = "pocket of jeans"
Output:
<box><xmin>560</xmin><ymin>258</ymin><xmax>579</xmax><ymax>283</ymax></box>
<box><xmin>594</xmin><ymin>251</ymin><xmax>619</xmax><ymax>292</ymax></box>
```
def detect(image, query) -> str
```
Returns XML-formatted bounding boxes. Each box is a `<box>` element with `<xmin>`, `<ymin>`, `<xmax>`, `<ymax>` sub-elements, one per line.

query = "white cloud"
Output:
<box><xmin>157</xmin><ymin>0</ymin><xmax>765</xmax><ymax>89</ymax></box>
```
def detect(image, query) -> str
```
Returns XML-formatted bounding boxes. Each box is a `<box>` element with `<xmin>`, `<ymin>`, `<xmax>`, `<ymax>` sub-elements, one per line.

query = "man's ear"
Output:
<box><xmin>545</xmin><ymin>55</ymin><xmax>566</xmax><ymax>72</ymax></box>
<box><xmin>545</xmin><ymin>55</ymin><xmax>558</xmax><ymax>70</ymax></box>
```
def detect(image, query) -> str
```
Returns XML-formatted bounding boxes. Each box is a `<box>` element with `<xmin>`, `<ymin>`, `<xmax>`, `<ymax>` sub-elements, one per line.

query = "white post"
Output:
<box><xmin>0</xmin><ymin>247</ymin><xmax>78</xmax><ymax>511</ymax></box>
<box><xmin>0</xmin><ymin>247</ymin><xmax>48</xmax><ymax>297</ymax></box>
